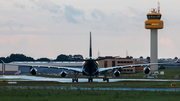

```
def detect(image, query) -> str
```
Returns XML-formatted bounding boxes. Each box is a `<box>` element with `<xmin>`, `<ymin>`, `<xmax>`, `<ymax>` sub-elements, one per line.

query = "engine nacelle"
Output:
<box><xmin>60</xmin><ymin>71</ymin><xmax>67</xmax><ymax>78</ymax></box>
<box><xmin>143</xmin><ymin>66</ymin><xmax>150</xmax><ymax>74</ymax></box>
<box><xmin>113</xmin><ymin>71</ymin><xmax>120</xmax><ymax>78</ymax></box>
<box><xmin>30</xmin><ymin>68</ymin><xmax>37</xmax><ymax>75</ymax></box>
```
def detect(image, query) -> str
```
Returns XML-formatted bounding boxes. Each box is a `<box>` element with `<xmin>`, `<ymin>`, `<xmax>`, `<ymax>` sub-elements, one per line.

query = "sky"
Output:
<box><xmin>0</xmin><ymin>0</ymin><xmax>179</xmax><ymax>59</ymax></box>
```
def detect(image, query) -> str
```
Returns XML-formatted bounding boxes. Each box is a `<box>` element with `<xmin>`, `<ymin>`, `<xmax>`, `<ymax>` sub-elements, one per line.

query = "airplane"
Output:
<box><xmin>2</xmin><ymin>32</ymin><xmax>177</xmax><ymax>82</ymax></box>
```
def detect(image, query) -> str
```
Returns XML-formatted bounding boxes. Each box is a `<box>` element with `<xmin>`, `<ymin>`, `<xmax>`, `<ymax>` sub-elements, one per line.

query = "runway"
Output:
<box><xmin>1</xmin><ymin>75</ymin><xmax>180</xmax><ymax>82</ymax></box>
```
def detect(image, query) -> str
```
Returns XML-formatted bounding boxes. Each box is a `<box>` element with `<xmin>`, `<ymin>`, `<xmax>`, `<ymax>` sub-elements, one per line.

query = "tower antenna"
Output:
<box><xmin>158</xmin><ymin>2</ymin><xmax>160</xmax><ymax>13</ymax></box>
<box><xmin>98</xmin><ymin>50</ymin><xmax>100</xmax><ymax>58</ymax></box>
<box><xmin>126</xmin><ymin>49</ymin><xmax>128</xmax><ymax>57</ymax></box>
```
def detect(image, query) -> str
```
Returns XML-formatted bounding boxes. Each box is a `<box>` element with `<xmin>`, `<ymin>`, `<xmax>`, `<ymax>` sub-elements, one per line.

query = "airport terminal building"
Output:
<box><xmin>98</xmin><ymin>57</ymin><xmax>136</xmax><ymax>73</ymax></box>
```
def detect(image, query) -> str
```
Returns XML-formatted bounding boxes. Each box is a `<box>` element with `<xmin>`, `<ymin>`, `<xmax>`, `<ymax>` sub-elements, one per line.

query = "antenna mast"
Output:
<box><xmin>98</xmin><ymin>50</ymin><xmax>100</xmax><ymax>58</ymax></box>
<box><xmin>158</xmin><ymin>2</ymin><xmax>160</xmax><ymax>13</ymax></box>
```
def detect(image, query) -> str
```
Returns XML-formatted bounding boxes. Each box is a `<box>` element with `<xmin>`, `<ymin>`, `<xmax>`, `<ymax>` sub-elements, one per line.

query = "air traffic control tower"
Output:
<box><xmin>145</xmin><ymin>4</ymin><xmax>163</xmax><ymax>70</ymax></box>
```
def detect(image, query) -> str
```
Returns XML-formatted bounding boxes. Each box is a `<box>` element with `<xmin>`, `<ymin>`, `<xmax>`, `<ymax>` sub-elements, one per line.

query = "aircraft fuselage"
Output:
<box><xmin>82</xmin><ymin>57</ymin><xmax>99</xmax><ymax>77</ymax></box>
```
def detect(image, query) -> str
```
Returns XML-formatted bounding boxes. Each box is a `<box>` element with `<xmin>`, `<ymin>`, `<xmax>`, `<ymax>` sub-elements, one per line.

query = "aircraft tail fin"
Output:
<box><xmin>89</xmin><ymin>32</ymin><xmax>92</xmax><ymax>57</ymax></box>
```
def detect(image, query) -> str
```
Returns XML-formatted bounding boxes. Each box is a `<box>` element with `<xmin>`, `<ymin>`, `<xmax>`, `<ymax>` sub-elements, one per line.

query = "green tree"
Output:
<box><xmin>146</xmin><ymin>56</ymin><xmax>150</xmax><ymax>60</ymax></box>
<box><xmin>55</xmin><ymin>54</ymin><xmax>69</xmax><ymax>61</ymax></box>
<box><xmin>36</xmin><ymin>58</ymin><xmax>51</xmax><ymax>61</ymax></box>
<box><xmin>130</xmin><ymin>56</ymin><xmax>133</xmax><ymax>59</ymax></box>
<box><xmin>174</xmin><ymin>57</ymin><xmax>178</xmax><ymax>60</ymax></box>
<box><xmin>73</xmin><ymin>54</ymin><xmax>83</xmax><ymax>60</ymax></box>
<box><xmin>0</xmin><ymin>54</ymin><xmax>34</xmax><ymax>63</ymax></box>
<box><xmin>159</xmin><ymin>65</ymin><xmax>165</xmax><ymax>69</ymax></box>
<box><xmin>9</xmin><ymin>54</ymin><xmax>34</xmax><ymax>61</ymax></box>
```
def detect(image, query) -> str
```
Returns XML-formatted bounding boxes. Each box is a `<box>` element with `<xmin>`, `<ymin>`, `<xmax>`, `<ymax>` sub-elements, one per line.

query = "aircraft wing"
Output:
<box><xmin>3</xmin><ymin>62</ymin><xmax>83</xmax><ymax>73</ymax></box>
<box><xmin>99</xmin><ymin>62</ymin><xmax>175</xmax><ymax>72</ymax></box>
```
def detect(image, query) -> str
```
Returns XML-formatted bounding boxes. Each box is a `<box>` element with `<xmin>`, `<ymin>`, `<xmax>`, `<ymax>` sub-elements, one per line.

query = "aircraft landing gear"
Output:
<box><xmin>103</xmin><ymin>71</ymin><xmax>109</xmax><ymax>82</ymax></box>
<box><xmin>103</xmin><ymin>78</ymin><xmax>109</xmax><ymax>82</ymax></box>
<box><xmin>72</xmin><ymin>78</ymin><xmax>78</xmax><ymax>82</ymax></box>
<box><xmin>88</xmin><ymin>77</ymin><xmax>93</xmax><ymax>82</ymax></box>
<box><xmin>72</xmin><ymin>71</ymin><xmax>79</xmax><ymax>83</ymax></box>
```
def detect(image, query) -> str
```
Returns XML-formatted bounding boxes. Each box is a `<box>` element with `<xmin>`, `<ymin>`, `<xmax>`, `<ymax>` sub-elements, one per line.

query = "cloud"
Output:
<box><xmin>0</xmin><ymin>0</ymin><xmax>179</xmax><ymax>59</ymax></box>
<box><xmin>91</xmin><ymin>9</ymin><xmax>106</xmax><ymax>22</ymax></box>
<box><xmin>64</xmin><ymin>5</ymin><xmax>85</xmax><ymax>24</ymax></box>
<box><xmin>0</xmin><ymin>34</ymin><xmax>51</xmax><ymax>59</ymax></box>
<box><xmin>89</xmin><ymin>7</ymin><xmax>147</xmax><ymax>33</ymax></box>
<box><xmin>13</xmin><ymin>3</ymin><xmax>25</xmax><ymax>9</ymax></box>
<box><xmin>159</xmin><ymin>37</ymin><xmax>177</xmax><ymax>53</ymax></box>
<box><xmin>29</xmin><ymin>0</ymin><xmax>61</xmax><ymax>14</ymax></box>
<box><xmin>29</xmin><ymin>0</ymin><xmax>85</xmax><ymax>24</ymax></box>
<box><xmin>0</xmin><ymin>34</ymin><xmax>48</xmax><ymax>44</ymax></box>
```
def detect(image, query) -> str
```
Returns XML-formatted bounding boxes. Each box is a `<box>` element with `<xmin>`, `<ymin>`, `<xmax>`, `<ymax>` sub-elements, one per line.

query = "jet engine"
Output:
<box><xmin>30</xmin><ymin>68</ymin><xmax>37</xmax><ymax>75</ymax></box>
<box><xmin>143</xmin><ymin>66</ymin><xmax>150</xmax><ymax>74</ymax></box>
<box><xmin>60</xmin><ymin>71</ymin><xmax>67</xmax><ymax>78</ymax></box>
<box><xmin>113</xmin><ymin>71</ymin><xmax>120</xmax><ymax>78</ymax></box>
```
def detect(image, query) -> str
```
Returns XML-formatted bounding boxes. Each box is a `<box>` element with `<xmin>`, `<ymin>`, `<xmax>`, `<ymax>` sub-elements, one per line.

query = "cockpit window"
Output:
<box><xmin>147</xmin><ymin>15</ymin><xmax>161</xmax><ymax>19</ymax></box>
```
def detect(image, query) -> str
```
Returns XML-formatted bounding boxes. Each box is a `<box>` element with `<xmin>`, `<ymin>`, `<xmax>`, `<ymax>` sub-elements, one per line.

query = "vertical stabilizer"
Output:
<box><xmin>89</xmin><ymin>32</ymin><xmax>92</xmax><ymax>57</ymax></box>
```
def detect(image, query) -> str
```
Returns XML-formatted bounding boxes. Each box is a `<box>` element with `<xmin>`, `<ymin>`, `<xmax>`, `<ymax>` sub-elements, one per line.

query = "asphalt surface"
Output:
<box><xmin>1</xmin><ymin>75</ymin><xmax>180</xmax><ymax>82</ymax></box>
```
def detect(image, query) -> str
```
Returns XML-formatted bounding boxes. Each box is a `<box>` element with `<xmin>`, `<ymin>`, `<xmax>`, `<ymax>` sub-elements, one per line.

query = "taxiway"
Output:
<box><xmin>1</xmin><ymin>75</ymin><xmax>180</xmax><ymax>82</ymax></box>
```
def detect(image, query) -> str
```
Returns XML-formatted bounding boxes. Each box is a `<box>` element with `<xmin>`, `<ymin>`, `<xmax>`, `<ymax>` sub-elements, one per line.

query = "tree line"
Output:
<box><xmin>0</xmin><ymin>54</ymin><xmax>84</xmax><ymax>63</ymax></box>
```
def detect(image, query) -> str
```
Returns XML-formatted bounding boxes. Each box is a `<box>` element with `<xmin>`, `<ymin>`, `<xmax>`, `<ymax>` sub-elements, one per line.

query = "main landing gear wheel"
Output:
<box><xmin>103</xmin><ymin>78</ymin><xmax>109</xmax><ymax>82</ymax></box>
<box><xmin>72</xmin><ymin>71</ymin><xmax>79</xmax><ymax>82</ymax></box>
<box><xmin>88</xmin><ymin>78</ymin><xmax>93</xmax><ymax>82</ymax></box>
<box><xmin>72</xmin><ymin>78</ymin><xmax>78</xmax><ymax>82</ymax></box>
<box><xmin>103</xmin><ymin>71</ymin><xmax>109</xmax><ymax>82</ymax></box>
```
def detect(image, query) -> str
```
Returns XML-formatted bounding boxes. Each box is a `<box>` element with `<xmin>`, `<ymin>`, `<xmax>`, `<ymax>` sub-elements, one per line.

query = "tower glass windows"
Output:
<box><xmin>147</xmin><ymin>15</ymin><xmax>161</xmax><ymax>19</ymax></box>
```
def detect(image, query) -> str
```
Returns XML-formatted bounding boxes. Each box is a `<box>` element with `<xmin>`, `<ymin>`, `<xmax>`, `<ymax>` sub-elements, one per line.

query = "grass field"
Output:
<box><xmin>0</xmin><ymin>87</ymin><xmax>179</xmax><ymax>101</ymax></box>
<box><xmin>0</xmin><ymin>69</ymin><xmax>180</xmax><ymax>101</ymax></box>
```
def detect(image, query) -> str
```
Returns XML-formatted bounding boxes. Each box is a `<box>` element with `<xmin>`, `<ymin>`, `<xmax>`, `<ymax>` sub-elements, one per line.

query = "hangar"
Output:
<box><xmin>0</xmin><ymin>61</ymin><xmax>83</xmax><ymax>75</ymax></box>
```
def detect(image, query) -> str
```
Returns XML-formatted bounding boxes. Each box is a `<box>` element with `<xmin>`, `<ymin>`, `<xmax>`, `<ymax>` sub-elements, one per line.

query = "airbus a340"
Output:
<box><xmin>3</xmin><ymin>32</ymin><xmax>175</xmax><ymax>82</ymax></box>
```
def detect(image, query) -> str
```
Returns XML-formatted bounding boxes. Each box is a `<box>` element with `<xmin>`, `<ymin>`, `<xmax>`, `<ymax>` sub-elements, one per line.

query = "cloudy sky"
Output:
<box><xmin>0</xmin><ymin>0</ymin><xmax>179</xmax><ymax>59</ymax></box>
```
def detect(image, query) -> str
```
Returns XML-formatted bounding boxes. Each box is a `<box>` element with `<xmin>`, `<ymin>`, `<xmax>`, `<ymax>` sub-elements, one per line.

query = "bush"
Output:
<box><xmin>159</xmin><ymin>65</ymin><xmax>165</xmax><ymax>69</ymax></box>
